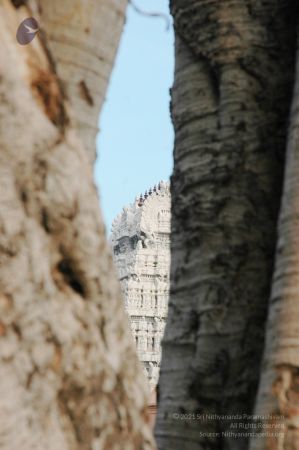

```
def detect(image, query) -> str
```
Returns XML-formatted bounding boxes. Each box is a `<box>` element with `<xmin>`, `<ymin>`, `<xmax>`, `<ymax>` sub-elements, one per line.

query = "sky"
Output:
<box><xmin>94</xmin><ymin>0</ymin><xmax>174</xmax><ymax>232</ymax></box>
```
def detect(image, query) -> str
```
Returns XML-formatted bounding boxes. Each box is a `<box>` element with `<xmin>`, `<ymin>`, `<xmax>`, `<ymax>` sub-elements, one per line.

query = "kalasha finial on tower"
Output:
<box><xmin>153</xmin><ymin>185</ymin><xmax>157</xmax><ymax>193</ymax></box>
<box><xmin>144</xmin><ymin>190</ymin><xmax>148</xmax><ymax>199</ymax></box>
<box><xmin>138</xmin><ymin>194</ymin><xmax>144</xmax><ymax>206</ymax></box>
<box><xmin>149</xmin><ymin>187</ymin><xmax>152</xmax><ymax>196</ymax></box>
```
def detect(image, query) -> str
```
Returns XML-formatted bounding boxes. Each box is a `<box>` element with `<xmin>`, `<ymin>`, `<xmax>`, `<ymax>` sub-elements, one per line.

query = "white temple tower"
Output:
<box><xmin>111</xmin><ymin>181</ymin><xmax>170</xmax><ymax>389</ymax></box>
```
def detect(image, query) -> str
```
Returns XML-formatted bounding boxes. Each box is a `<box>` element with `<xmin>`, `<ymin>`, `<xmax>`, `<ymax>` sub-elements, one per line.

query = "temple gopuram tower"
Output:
<box><xmin>111</xmin><ymin>181</ymin><xmax>170</xmax><ymax>389</ymax></box>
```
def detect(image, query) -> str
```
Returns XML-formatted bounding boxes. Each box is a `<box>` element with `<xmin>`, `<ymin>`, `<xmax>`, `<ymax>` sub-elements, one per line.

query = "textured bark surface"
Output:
<box><xmin>156</xmin><ymin>1</ymin><xmax>298</xmax><ymax>449</ymax></box>
<box><xmin>38</xmin><ymin>0</ymin><xmax>127</xmax><ymax>161</ymax></box>
<box><xmin>250</xmin><ymin>30</ymin><xmax>299</xmax><ymax>450</ymax></box>
<box><xmin>0</xmin><ymin>1</ymin><xmax>155</xmax><ymax>449</ymax></box>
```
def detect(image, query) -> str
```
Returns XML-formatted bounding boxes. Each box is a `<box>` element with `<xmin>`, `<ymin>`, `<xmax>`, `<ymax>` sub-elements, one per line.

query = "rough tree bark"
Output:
<box><xmin>156</xmin><ymin>1</ymin><xmax>298</xmax><ymax>450</ymax></box>
<box><xmin>0</xmin><ymin>1</ymin><xmax>155</xmax><ymax>449</ymax></box>
<box><xmin>38</xmin><ymin>0</ymin><xmax>125</xmax><ymax>161</ymax></box>
<box><xmin>250</xmin><ymin>28</ymin><xmax>299</xmax><ymax>450</ymax></box>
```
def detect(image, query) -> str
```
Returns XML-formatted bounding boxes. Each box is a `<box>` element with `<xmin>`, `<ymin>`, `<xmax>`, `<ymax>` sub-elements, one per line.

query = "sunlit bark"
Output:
<box><xmin>250</xmin><ymin>31</ymin><xmax>299</xmax><ymax>450</ymax></box>
<box><xmin>0</xmin><ymin>1</ymin><xmax>155</xmax><ymax>449</ymax></box>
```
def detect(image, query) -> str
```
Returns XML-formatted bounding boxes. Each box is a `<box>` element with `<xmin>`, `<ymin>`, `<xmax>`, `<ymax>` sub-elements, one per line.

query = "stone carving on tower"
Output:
<box><xmin>111</xmin><ymin>181</ymin><xmax>170</xmax><ymax>390</ymax></box>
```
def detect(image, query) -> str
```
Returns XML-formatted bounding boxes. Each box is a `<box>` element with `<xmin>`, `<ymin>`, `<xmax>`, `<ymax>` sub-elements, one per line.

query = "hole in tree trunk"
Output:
<box><xmin>57</xmin><ymin>258</ymin><xmax>86</xmax><ymax>298</ymax></box>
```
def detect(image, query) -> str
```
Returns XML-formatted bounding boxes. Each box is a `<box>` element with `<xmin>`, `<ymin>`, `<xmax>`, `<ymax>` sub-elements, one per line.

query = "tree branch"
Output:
<box><xmin>129</xmin><ymin>0</ymin><xmax>170</xmax><ymax>30</ymax></box>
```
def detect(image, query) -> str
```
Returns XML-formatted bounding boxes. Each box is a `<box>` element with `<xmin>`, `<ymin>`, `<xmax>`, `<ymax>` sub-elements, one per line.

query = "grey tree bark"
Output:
<box><xmin>0</xmin><ymin>1</ymin><xmax>155</xmax><ymax>449</ymax></box>
<box><xmin>156</xmin><ymin>1</ymin><xmax>298</xmax><ymax>450</ymax></box>
<box><xmin>250</xmin><ymin>28</ymin><xmax>299</xmax><ymax>450</ymax></box>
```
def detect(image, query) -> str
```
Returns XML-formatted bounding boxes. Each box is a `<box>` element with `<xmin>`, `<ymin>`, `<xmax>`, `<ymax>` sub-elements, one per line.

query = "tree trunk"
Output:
<box><xmin>156</xmin><ymin>1</ymin><xmax>298</xmax><ymax>449</ymax></box>
<box><xmin>0</xmin><ymin>1</ymin><xmax>154</xmax><ymax>449</ymax></box>
<box><xmin>250</xmin><ymin>28</ymin><xmax>299</xmax><ymax>450</ymax></box>
<box><xmin>38</xmin><ymin>0</ymin><xmax>126</xmax><ymax>162</ymax></box>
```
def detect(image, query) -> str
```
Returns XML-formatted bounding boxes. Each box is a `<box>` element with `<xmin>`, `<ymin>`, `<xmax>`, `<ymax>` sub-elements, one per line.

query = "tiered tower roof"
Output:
<box><xmin>111</xmin><ymin>181</ymin><xmax>171</xmax><ymax>389</ymax></box>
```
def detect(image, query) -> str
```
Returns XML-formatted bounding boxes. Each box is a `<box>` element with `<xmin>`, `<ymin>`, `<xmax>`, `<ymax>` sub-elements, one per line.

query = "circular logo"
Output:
<box><xmin>16</xmin><ymin>17</ymin><xmax>39</xmax><ymax>45</ymax></box>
